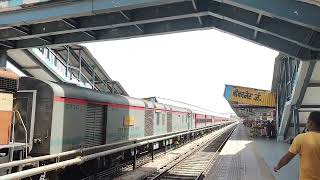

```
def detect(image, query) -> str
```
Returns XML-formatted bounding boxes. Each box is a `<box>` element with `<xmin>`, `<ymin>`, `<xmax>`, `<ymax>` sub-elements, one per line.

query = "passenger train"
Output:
<box><xmin>0</xmin><ymin>71</ymin><xmax>231</xmax><ymax>177</ymax></box>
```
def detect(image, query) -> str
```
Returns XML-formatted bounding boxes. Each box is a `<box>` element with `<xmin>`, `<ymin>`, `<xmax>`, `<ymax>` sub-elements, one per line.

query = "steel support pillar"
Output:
<box><xmin>296</xmin><ymin>110</ymin><xmax>300</xmax><ymax>135</ymax></box>
<box><xmin>149</xmin><ymin>143</ymin><xmax>154</xmax><ymax>161</ymax></box>
<box><xmin>78</xmin><ymin>50</ymin><xmax>82</xmax><ymax>80</ymax></box>
<box><xmin>276</xmin><ymin>84</ymin><xmax>280</xmax><ymax>131</ymax></box>
<box><xmin>92</xmin><ymin>67</ymin><xmax>96</xmax><ymax>90</ymax></box>
<box><xmin>292</xmin><ymin>108</ymin><xmax>296</xmax><ymax>137</ymax></box>
<box><xmin>0</xmin><ymin>50</ymin><xmax>7</xmax><ymax>67</ymax></box>
<box><xmin>66</xmin><ymin>46</ymin><xmax>70</xmax><ymax>79</ymax></box>
<box><xmin>293</xmin><ymin>107</ymin><xmax>300</xmax><ymax>136</ymax></box>
<box><xmin>133</xmin><ymin>147</ymin><xmax>137</xmax><ymax>170</ymax></box>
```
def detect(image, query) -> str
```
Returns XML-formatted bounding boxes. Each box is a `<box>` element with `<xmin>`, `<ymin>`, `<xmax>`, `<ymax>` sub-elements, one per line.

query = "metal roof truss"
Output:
<box><xmin>0</xmin><ymin>0</ymin><xmax>319</xmax><ymax>60</ymax></box>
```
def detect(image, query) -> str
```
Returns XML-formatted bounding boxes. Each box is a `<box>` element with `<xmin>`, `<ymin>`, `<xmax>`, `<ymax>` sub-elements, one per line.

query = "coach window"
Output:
<box><xmin>162</xmin><ymin>113</ymin><xmax>165</xmax><ymax>125</ymax></box>
<box><xmin>156</xmin><ymin>112</ymin><xmax>160</xmax><ymax>125</ymax></box>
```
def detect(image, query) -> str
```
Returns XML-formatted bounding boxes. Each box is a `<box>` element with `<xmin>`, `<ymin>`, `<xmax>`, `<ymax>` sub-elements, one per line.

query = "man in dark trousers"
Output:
<box><xmin>266</xmin><ymin>121</ymin><xmax>273</xmax><ymax>138</ymax></box>
<box><xmin>274</xmin><ymin>111</ymin><xmax>320</xmax><ymax>180</ymax></box>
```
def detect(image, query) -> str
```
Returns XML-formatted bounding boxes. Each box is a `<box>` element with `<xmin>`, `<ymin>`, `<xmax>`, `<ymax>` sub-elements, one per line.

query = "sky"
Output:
<box><xmin>78</xmin><ymin>29</ymin><xmax>278</xmax><ymax>115</ymax></box>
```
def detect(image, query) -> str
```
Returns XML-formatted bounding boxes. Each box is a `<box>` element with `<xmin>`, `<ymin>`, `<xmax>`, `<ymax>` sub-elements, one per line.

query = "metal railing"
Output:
<box><xmin>14</xmin><ymin>111</ymin><xmax>28</xmax><ymax>159</ymax></box>
<box><xmin>34</xmin><ymin>47</ymin><xmax>94</xmax><ymax>89</ymax></box>
<box><xmin>0</xmin><ymin>122</ymin><xmax>234</xmax><ymax>179</ymax></box>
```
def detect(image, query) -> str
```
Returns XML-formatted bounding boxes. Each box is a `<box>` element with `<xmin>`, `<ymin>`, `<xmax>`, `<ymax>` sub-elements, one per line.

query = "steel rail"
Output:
<box><xmin>195</xmin><ymin>126</ymin><xmax>236</xmax><ymax>180</ymax></box>
<box><xmin>145</xmin><ymin>124</ymin><xmax>237</xmax><ymax>180</ymax></box>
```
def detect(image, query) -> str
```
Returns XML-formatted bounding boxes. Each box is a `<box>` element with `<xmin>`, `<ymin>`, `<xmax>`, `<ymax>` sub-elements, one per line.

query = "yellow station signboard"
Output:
<box><xmin>227</xmin><ymin>85</ymin><xmax>276</xmax><ymax>107</ymax></box>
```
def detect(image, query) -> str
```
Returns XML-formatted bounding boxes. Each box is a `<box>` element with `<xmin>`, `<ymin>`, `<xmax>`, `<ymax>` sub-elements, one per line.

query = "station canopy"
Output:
<box><xmin>224</xmin><ymin>84</ymin><xmax>276</xmax><ymax>121</ymax></box>
<box><xmin>297</xmin><ymin>0</ymin><xmax>320</xmax><ymax>6</ymax></box>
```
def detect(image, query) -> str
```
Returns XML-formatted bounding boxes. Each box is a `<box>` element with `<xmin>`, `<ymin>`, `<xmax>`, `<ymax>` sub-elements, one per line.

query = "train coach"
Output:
<box><xmin>0</xmin><ymin>74</ymin><xmax>231</xmax><ymax>177</ymax></box>
<box><xmin>12</xmin><ymin>77</ymin><xmax>227</xmax><ymax>155</ymax></box>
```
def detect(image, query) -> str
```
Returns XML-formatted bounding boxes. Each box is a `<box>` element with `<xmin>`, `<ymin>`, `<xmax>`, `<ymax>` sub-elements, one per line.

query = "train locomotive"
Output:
<box><xmin>0</xmin><ymin>70</ymin><xmax>230</xmax><ymax>177</ymax></box>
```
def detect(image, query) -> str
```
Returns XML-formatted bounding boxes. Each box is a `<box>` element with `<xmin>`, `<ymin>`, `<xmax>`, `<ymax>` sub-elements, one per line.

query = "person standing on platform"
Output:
<box><xmin>266</xmin><ymin>121</ymin><xmax>273</xmax><ymax>138</ymax></box>
<box><xmin>274</xmin><ymin>111</ymin><xmax>320</xmax><ymax>180</ymax></box>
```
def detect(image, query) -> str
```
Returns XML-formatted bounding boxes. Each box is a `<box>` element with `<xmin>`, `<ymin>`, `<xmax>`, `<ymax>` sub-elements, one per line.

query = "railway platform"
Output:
<box><xmin>205</xmin><ymin>123</ymin><xmax>299</xmax><ymax>180</ymax></box>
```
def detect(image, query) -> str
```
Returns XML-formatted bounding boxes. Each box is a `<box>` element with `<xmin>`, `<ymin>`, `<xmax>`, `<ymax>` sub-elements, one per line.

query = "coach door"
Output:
<box><xmin>13</xmin><ymin>90</ymin><xmax>37</xmax><ymax>151</ymax></box>
<box><xmin>144</xmin><ymin>108</ymin><xmax>154</xmax><ymax>136</ymax></box>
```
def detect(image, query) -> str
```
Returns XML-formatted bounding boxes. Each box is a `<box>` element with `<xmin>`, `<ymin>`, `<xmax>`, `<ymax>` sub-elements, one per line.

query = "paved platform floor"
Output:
<box><xmin>205</xmin><ymin>123</ymin><xmax>299</xmax><ymax>180</ymax></box>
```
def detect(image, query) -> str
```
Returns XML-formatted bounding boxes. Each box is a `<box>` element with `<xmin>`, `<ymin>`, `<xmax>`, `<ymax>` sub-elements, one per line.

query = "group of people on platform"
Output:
<box><xmin>243</xmin><ymin>119</ymin><xmax>276</xmax><ymax>138</ymax></box>
<box><xmin>241</xmin><ymin>112</ymin><xmax>320</xmax><ymax>180</ymax></box>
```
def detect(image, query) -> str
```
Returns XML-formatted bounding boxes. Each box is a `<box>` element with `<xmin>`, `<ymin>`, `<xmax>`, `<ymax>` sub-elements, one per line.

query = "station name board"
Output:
<box><xmin>224</xmin><ymin>85</ymin><xmax>276</xmax><ymax>107</ymax></box>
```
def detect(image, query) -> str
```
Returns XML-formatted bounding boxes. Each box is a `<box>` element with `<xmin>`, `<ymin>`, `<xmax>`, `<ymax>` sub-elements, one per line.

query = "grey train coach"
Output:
<box><xmin>0</xmin><ymin>76</ymin><xmax>231</xmax><ymax>179</ymax></box>
<box><xmin>13</xmin><ymin>77</ymin><xmax>228</xmax><ymax>156</ymax></box>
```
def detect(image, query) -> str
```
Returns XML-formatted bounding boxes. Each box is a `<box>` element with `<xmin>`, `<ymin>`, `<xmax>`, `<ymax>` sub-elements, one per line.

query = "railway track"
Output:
<box><xmin>78</xmin><ymin>123</ymin><xmax>235</xmax><ymax>180</ymax></box>
<box><xmin>145</xmin><ymin>126</ymin><xmax>235</xmax><ymax>180</ymax></box>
